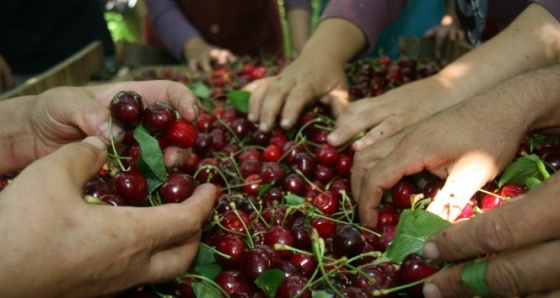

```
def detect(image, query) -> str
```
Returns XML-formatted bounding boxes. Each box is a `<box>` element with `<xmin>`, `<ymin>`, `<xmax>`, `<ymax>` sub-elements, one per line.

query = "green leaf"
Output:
<box><xmin>134</xmin><ymin>125</ymin><xmax>168</xmax><ymax>189</ymax></box>
<box><xmin>258</xmin><ymin>184</ymin><xmax>272</xmax><ymax>197</ymax></box>
<box><xmin>189</xmin><ymin>81</ymin><xmax>211</xmax><ymax>99</ymax></box>
<box><xmin>192</xmin><ymin>244</ymin><xmax>216</xmax><ymax>267</ymax></box>
<box><xmin>227</xmin><ymin>90</ymin><xmax>250</xmax><ymax>114</ymax></box>
<box><xmin>371</xmin><ymin>252</ymin><xmax>391</xmax><ymax>265</ymax></box>
<box><xmin>525</xmin><ymin>177</ymin><xmax>542</xmax><ymax>190</ymax></box>
<box><xmin>498</xmin><ymin>154</ymin><xmax>544</xmax><ymax>188</ymax></box>
<box><xmin>386</xmin><ymin>209</ymin><xmax>451</xmax><ymax>263</ymax></box>
<box><xmin>136</xmin><ymin>157</ymin><xmax>163</xmax><ymax>194</ymax></box>
<box><xmin>527</xmin><ymin>133</ymin><xmax>559</xmax><ymax>151</ymax></box>
<box><xmin>194</xmin><ymin>264</ymin><xmax>222</xmax><ymax>281</ymax></box>
<box><xmin>461</xmin><ymin>259</ymin><xmax>490</xmax><ymax>297</ymax></box>
<box><xmin>192</xmin><ymin>281</ymin><xmax>221</xmax><ymax>298</ymax></box>
<box><xmin>312</xmin><ymin>290</ymin><xmax>334</xmax><ymax>298</ymax></box>
<box><xmin>284</xmin><ymin>193</ymin><xmax>305</xmax><ymax>206</ymax></box>
<box><xmin>254</xmin><ymin>269</ymin><xmax>285</xmax><ymax>298</ymax></box>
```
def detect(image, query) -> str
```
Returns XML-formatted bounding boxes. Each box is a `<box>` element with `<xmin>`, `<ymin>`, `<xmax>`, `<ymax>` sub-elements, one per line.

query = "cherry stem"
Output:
<box><xmin>273</xmin><ymin>244</ymin><xmax>314</xmax><ymax>256</ymax></box>
<box><xmin>108</xmin><ymin>117</ymin><xmax>127</xmax><ymax>172</ymax></box>
<box><xmin>312</xmin><ymin>213</ymin><xmax>381</xmax><ymax>238</ymax></box>
<box><xmin>83</xmin><ymin>195</ymin><xmax>110</xmax><ymax>205</ymax></box>
<box><xmin>230</xmin><ymin>202</ymin><xmax>254</xmax><ymax>249</ymax></box>
<box><xmin>216</xmin><ymin>118</ymin><xmax>242</xmax><ymax>145</ymax></box>
<box><xmin>310</xmin><ymin>229</ymin><xmax>344</xmax><ymax>297</ymax></box>
<box><xmin>212</xmin><ymin>215</ymin><xmax>247</xmax><ymax>237</ymax></box>
<box><xmin>372</xmin><ymin>276</ymin><xmax>429</xmax><ymax>296</ymax></box>
<box><xmin>277</xmin><ymin>138</ymin><xmax>307</xmax><ymax>164</ymax></box>
<box><xmin>537</xmin><ymin>158</ymin><xmax>551</xmax><ymax>179</ymax></box>
<box><xmin>294</xmin><ymin>169</ymin><xmax>322</xmax><ymax>192</ymax></box>
<box><xmin>199</xmin><ymin>242</ymin><xmax>232</xmax><ymax>260</ymax></box>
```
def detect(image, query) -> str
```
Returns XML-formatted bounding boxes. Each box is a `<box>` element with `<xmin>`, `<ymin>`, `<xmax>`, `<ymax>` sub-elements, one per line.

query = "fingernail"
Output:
<box><xmin>99</xmin><ymin>122</ymin><xmax>124</xmax><ymax>142</ymax></box>
<box><xmin>259</xmin><ymin>123</ymin><xmax>268</xmax><ymax>132</ymax></box>
<box><xmin>280</xmin><ymin>119</ymin><xmax>290</xmax><ymax>128</ymax></box>
<box><xmin>174</xmin><ymin>150</ymin><xmax>185</xmax><ymax>168</ymax></box>
<box><xmin>424</xmin><ymin>241</ymin><xmax>440</xmax><ymax>259</ymax></box>
<box><xmin>192</xmin><ymin>105</ymin><xmax>199</xmax><ymax>119</ymax></box>
<box><xmin>353</xmin><ymin>140</ymin><xmax>363</xmax><ymax>150</ymax></box>
<box><xmin>248</xmin><ymin>113</ymin><xmax>256</xmax><ymax>122</ymax></box>
<box><xmin>423</xmin><ymin>283</ymin><xmax>443</xmax><ymax>298</ymax></box>
<box><xmin>327</xmin><ymin>133</ymin><xmax>338</xmax><ymax>145</ymax></box>
<box><xmin>84</xmin><ymin>136</ymin><xmax>106</xmax><ymax>150</ymax></box>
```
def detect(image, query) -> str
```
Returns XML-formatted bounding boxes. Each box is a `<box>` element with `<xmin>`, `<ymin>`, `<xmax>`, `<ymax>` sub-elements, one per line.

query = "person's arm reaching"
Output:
<box><xmin>284</xmin><ymin>0</ymin><xmax>312</xmax><ymax>57</ymax></box>
<box><xmin>329</xmin><ymin>3</ymin><xmax>560</xmax><ymax>150</ymax></box>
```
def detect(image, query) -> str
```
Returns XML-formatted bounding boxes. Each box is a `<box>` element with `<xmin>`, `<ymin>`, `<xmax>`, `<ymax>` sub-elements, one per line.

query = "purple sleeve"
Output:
<box><xmin>284</xmin><ymin>0</ymin><xmax>312</xmax><ymax>12</ymax></box>
<box><xmin>531</xmin><ymin>0</ymin><xmax>560</xmax><ymax>20</ymax></box>
<box><xmin>319</xmin><ymin>0</ymin><xmax>408</xmax><ymax>55</ymax></box>
<box><xmin>145</xmin><ymin>0</ymin><xmax>199</xmax><ymax>61</ymax></box>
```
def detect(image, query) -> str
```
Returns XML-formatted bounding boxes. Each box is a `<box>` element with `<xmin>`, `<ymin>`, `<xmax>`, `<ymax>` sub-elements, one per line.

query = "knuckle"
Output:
<box><xmin>478</xmin><ymin>213</ymin><xmax>514</xmax><ymax>252</ymax></box>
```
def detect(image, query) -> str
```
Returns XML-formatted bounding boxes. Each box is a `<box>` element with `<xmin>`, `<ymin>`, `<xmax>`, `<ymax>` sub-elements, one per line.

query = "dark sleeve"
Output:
<box><xmin>284</xmin><ymin>0</ymin><xmax>312</xmax><ymax>12</ymax></box>
<box><xmin>531</xmin><ymin>0</ymin><xmax>560</xmax><ymax>20</ymax></box>
<box><xmin>144</xmin><ymin>0</ymin><xmax>200</xmax><ymax>60</ymax></box>
<box><xmin>319</xmin><ymin>0</ymin><xmax>409</xmax><ymax>55</ymax></box>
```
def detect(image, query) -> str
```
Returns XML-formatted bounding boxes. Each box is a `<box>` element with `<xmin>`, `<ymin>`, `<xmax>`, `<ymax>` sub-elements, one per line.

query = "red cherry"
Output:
<box><xmin>112</xmin><ymin>170</ymin><xmax>148</xmax><ymax>206</ymax></box>
<box><xmin>312</xmin><ymin>190</ymin><xmax>339</xmax><ymax>215</ymax></box>
<box><xmin>391</xmin><ymin>180</ymin><xmax>416</xmax><ymax>209</ymax></box>
<box><xmin>263</xmin><ymin>145</ymin><xmax>282</xmax><ymax>162</ymax></box>
<box><xmin>166</xmin><ymin>119</ymin><xmax>198</xmax><ymax>148</ymax></box>
<box><xmin>110</xmin><ymin>91</ymin><xmax>144</xmax><ymax>129</ymax></box>
<box><xmin>159</xmin><ymin>172</ymin><xmax>196</xmax><ymax>204</ymax></box>
<box><xmin>398</xmin><ymin>253</ymin><xmax>439</xmax><ymax>295</ymax></box>
<box><xmin>143</xmin><ymin>102</ymin><xmax>177</xmax><ymax>134</ymax></box>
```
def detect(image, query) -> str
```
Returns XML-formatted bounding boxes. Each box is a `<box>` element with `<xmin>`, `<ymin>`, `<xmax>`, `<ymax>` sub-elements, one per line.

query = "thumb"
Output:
<box><xmin>35</xmin><ymin>136</ymin><xmax>108</xmax><ymax>188</ymax></box>
<box><xmin>428</xmin><ymin>153</ymin><xmax>498</xmax><ymax>220</ymax></box>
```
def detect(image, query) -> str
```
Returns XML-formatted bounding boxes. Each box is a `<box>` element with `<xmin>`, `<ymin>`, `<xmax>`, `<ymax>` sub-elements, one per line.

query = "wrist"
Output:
<box><xmin>0</xmin><ymin>96</ymin><xmax>36</xmax><ymax>174</ymax></box>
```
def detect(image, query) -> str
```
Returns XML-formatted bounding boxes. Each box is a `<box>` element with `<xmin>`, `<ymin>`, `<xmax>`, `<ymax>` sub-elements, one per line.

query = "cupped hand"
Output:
<box><xmin>22</xmin><ymin>81</ymin><xmax>198</xmax><ymax>172</ymax></box>
<box><xmin>0</xmin><ymin>136</ymin><xmax>216</xmax><ymax>297</ymax></box>
<box><xmin>351</xmin><ymin>97</ymin><xmax>525</xmax><ymax>227</ymax></box>
<box><xmin>422</xmin><ymin>172</ymin><xmax>560</xmax><ymax>297</ymax></box>
<box><xmin>183</xmin><ymin>36</ymin><xmax>237</xmax><ymax>73</ymax></box>
<box><xmin>327</xmin><ymin>78</ymin><xmax>456</xmax><ymax>151</ymax></box>
<box><xmin>244</xmin><ymin>54</ymin><xmax>349</xmax><ymax>133</ymax></box>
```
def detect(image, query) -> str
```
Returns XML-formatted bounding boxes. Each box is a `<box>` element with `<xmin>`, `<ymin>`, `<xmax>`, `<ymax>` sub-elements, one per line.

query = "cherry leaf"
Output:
<box><xmin>194</xmin><ymin>264</ymin><xmax>222</xmax><ymax>281</ymax></box>
<box><xmin>189</xmin><ymin>81</ymin><xmax>211</xmax><ymax>99</ymax></box>
<box><xmin>461</xmin><ymin>259</ymin><xmax>490</xmax><ymax>297</ymax></box>
<box><xmin>254</xmin><ymin>269</ymin><xmax>285</xmax><ymax>298</ymax></box>
<box><xmin>498</xmin><ymin>154</ymin><xmax>545</xmax><ymax>188</ymax></box>
<box><xmin>192</xmin><ymin>244</ymin><xmax>216</xmax><ymax>267</ymax></box>
<box><xmin>258</xmin><ymin>184</ymin><xmax>272</xmax><ymax>197</ymax></box>
<box><xmin>133</xmin><ymin>126</ymin><xmax>167</xmax><ymax>194</ymax></box>
<box><xmin>192</xmin><ymin>281</ymin><xmax>221</xmax><ymax>298</ymax></box>
<box><xmin>284</xmin><ymin>193</ymin><xmax>305</xmax><ymax>206</ymax></box>
<box><xmin>312</xmin><ymin>290</ymin><xmax>334</xmax><ymax>298</ymax></box>
<box><xmin>227</xmin><ymin>90</ymin><xmax>250</xmax><ymax>114</ymax></box>
<box><xmin>386</xmin><ymin>209</ymin><xmax>450</xmax><ymax>263</ymax></box>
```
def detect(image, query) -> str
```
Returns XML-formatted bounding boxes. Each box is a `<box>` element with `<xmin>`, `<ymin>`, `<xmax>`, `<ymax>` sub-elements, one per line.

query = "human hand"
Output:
<box><xmin>3</xmin><ymin>81</ymin><xmax>198</xmax><ymax>174</ymax></box>
<box><xmin>424</xmin><ymin>23</ymin><xmax>466</xmax><ymax>53</ymax></box>
<box><xmin>422</xmin><ymin>172</ymin><xmax>560</xmax><ymax>297</ymax></box>
<box><xmin>0</xmin><ymin>54</ymin><xmax>14</xmax><ymax>92</ymax></box>
<box><xmin>244</xmin><ymin>54</ymin><xmax>349</xmax><ymax>132</ymax></box>
<box><xmin>327</xmin><ymin>78</ymin><xmax>456</xmax><ymax>150</ymax></box>
<box><xmin>0</xmin><ymin>136</ymin><xmax>216</xmax><ymax>297</ymax></box>
<box><xmin>351</xmin><ymin>97</ymin><xmax>525</xmax><ymax>227</ymax></box>
<box><xmin>183</xmin><ymin>36</ymin><xmax>238</xmax><ymax>73</ymax></box>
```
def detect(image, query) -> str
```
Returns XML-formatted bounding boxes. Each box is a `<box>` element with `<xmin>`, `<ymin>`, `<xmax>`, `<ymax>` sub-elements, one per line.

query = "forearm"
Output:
<box><xmin>286</xmin><ymin>8</ymin><xmax>311</xmax><ymax>54</ymax></box>
<box><xmin>298</xmin><ymin>18</ymin><xmax>365</xmax><ymax>67</ymax></box>
<box><xmin>434</xmin><ymin>3</ymin><xmax>560</xmax><ymax>106</ymax></box>
<box><xmin>0</xmin><ymin>96</ymin><xmax>35</xmax><ymax>174</ymax></box>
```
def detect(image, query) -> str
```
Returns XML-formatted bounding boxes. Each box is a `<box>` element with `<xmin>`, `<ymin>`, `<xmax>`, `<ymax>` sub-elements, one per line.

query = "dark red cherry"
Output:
<box><xmin>110</xmin><ymin>91</ymin><xmax>144</xmax><ymax>129</ymax></box>
<box><xmin>143</xmin><ymin>102</ymin><xmax>177</xmax><ymax>134</ymax></box>
<box><xmin>111</xmin><ymin>170</ymin><xmax>148</xmax><ymax>206</ymax></box>
<box><xmin>159</xmin><ymin>172</ymin><xmax>196</xmax><ymax>204</ymax></box>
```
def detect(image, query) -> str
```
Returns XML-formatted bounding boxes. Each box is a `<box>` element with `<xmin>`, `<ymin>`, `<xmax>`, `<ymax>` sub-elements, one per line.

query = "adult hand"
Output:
<box><xmin>244</xmin><ymin>54</ymin><xmax>349</xmax><ymax>133</ymax></box>
<box><xmin>0</xmin><ymin>136</ymin><xmax>216</xmax><ymax>297</ymax></box>
<box><xmin>327</xmin><ymin>77</ymin><xmax>456</xmax><ymax>151</ymax></box>
<box><xmin>351</xmin><ymin>96</ymin><xmax>525</xmax><ymax>227</ymax></box>
<box><xmin>1</xmin><ymin>81</ymin><xmax>198</xmax><ymax>174</ymax></box>
<box><xmin>422</xmin><ymin>173</ymin><xmax>560</xmax><ymax>297</ymax></box>
<box><xmin>424</xmin><ymin>23</ymin><xmax>466</xmax><ymax>53</ymax></box>
<box><xmin>183</xmin><ymin>36</ymin><xmax>238</xmax><ymax>73</ymax></box>
<box><xmin>0</xmin><ymin>54</ymin><xmax>14</xmax><ymax>92</ymax></box>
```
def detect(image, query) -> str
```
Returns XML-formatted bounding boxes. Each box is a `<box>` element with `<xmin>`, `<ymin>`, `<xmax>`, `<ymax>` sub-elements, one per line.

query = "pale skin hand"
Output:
<box><xmin>352</xmin><ymin>64</ymin><xmax>560</xmax><ymax>227</ymax></box>
<box><xmin>0</xmin><ymin>136</ymin><xmax>216</xmax><ymax>297</ymax></box>
<box><xmin>422</xmin><ymin>173</ymin><xmax>560</xmax><ymax>298</ymax></box>
<box><xmin>424</xmin><ymin>0</ymin><xmax>465</xmax><ymax>52</ymax></box>
<box><xmin>0</xmin><ymin>81</ymin><xmax>199</xmax><ymax>175</ymax></box>
<box><xmin>244</xmin><ymin>18</ymin><xmax>365</xmax><ymax>133</ymax></box>
<box><xmin>328</xmin><ymin>4</ymin><xmax>560</xmax><ymax>150</ymax></box>
<box><xmin>0</xmin><ymin>54</ymin><xmax>14</xmax><ymax>92</ymax></box>
<box><xmin>183</xmin><ymin>36</ymin><xmax>238</xmax><ymax>73</ymax></box>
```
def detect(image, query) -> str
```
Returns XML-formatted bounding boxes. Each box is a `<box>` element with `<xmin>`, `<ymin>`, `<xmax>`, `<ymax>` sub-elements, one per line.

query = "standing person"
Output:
<box><xmin>0</xmin><ymin>0</ymin><xmax>115</xmax><ymax>92</ymax></box>
<box><xmin>0</xmin><ymin>80</ymin><xmax>216</xmax><ymax>297</ymax></box>
<box><xmin>143</xmin><ymin>0</ymin><xmax>312</xmax><ymax>73</ymax></box>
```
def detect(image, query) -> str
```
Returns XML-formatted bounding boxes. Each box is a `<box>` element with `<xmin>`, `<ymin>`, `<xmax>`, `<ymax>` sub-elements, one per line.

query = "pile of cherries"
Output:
<box><xmin>1</xmin><ymin>55</ymin><xmax>555</xmax><ymax>297</ymax></box>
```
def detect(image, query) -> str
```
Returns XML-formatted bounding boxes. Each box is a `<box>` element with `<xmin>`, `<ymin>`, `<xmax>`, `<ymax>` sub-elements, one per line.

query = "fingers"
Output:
<box><xmin>328</xmin><ymin>99</ymin><xmax>383</xmax><ymax>147</ymax></box>
<box><xmin>147</xmin><ymin>234</ymin><xmax>201</xmax><ymax>283</ymax></box>
<box><xmin>162</xmin><ymin>147</ymin><xmax>191</xmax><ymax>169</ymax></box>
<box><xmin>424</xmin><ymin>240</ymin><xmax>560</xmax><ymax>298</ymax></box>
<box><xmin>245</xmin><ymin>78</ymin><xmax>271</xmax><ymax>124</ymax></box>
<box><xmin>31</xmin><ymin>136</ymin><xmax>107</xmax><ymax>188</ymax></box>
<box><xmin>321</xmin><ymin>87</ymin><xmax>349</xmax><ymax>118</ymax></box>
<box><xmin>426</xmin><ymin>151</ymin><xmax>500</xmax><ymax>221</ymax></box>
<box><xmin>136</xmin><ymin>183</ymin><xmax>216</xmax><ymax>248</ymax></box>
<box><xmin>257</xmin><ymin>78</ymin><xmax>295</xmax><ymax>132</ymax></box>
<box><xmin>351</xmin><ymin>113</ymin><xmax>408</xmax><ymax>151</ymax></box>
<box><xmin>280</xmin><ymin>83</ymin><xmax>316</xmax><ymax>130</ymax></box>
<box><xmin>424</xmin><ymin>175</ymin><xmax>560</xmax><ymax>262</ymax></box>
